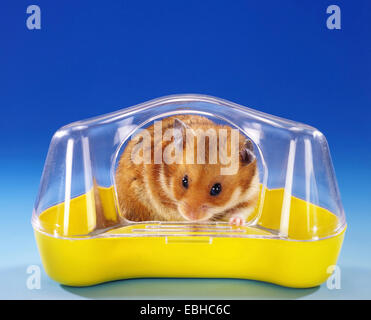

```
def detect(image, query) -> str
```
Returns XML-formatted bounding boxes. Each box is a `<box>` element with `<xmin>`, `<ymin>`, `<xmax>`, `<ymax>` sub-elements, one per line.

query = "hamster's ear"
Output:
<box><xmin>240</xmin><ymin>139</ymin><xmax>255</xmax><ymax>165</ymax></box>
<box><xmin>174</xmin><ymin>118</ymin><xmax>190</xmax><ymax>135</ymax></box>
<box><xmin>173</xmin><ymin>118</ymin><xmax>194</xmax><ymax>149</ymax></box>
<box><xmin>244</xmin><ymin>139</ymin><xmax>254</xmax><ymax>151</ymax></box>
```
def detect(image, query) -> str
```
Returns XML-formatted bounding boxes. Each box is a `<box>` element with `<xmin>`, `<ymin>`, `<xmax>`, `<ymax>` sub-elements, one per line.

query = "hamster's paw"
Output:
<box><xmin>229</xmin><ymin>215</ymin><xmax>246</xmax><ymax>226</ymax></box>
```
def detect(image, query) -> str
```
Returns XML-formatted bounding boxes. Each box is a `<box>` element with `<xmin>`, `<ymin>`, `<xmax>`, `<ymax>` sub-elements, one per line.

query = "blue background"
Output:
<box><xmin>1</xmin><ymin>0</ymin><xmax>370</xmax><ymax>299</ymax></box>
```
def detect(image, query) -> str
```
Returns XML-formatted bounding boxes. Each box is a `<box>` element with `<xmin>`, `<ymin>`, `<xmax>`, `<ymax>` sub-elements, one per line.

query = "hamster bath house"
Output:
<box><xmin>32</xmin><ymin>94</ymin><xmax>346</xmax><ymax>288</ymax></box>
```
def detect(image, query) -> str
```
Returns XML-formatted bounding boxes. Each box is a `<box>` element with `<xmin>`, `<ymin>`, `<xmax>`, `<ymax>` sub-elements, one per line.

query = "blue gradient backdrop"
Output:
<box><xmin>0</xmin><ymin>1</ymin><xmax>370</xmax><ymax>299</ymax></box>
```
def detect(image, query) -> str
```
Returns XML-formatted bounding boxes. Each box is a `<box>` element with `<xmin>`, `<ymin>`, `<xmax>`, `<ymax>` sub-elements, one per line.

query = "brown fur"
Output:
<box><xmin>115</xmin><ymin>115</ymin><xmax>259</xmax><ymax>223</ymax></box>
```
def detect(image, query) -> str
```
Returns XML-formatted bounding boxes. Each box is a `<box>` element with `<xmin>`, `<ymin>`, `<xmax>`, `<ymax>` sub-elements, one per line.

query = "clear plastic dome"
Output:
<box><xmin>32</xmin><ymin>94</ymin><xmax>346</xmax><ymax>287</ymax></box>
<box><xmin>32</xmin><ymin>94</ymin><xmax>345</xmax><ymax>240</ymax></box>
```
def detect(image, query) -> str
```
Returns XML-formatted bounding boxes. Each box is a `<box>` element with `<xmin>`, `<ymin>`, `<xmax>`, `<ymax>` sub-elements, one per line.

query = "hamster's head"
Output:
<box><xmin>163</xmin><ymin>118</ymin><xmax>259</xmax><ymax>222</ymax></box>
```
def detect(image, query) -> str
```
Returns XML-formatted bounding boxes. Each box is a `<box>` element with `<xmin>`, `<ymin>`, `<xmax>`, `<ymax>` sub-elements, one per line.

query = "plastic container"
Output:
<box><xmin>32</xmin><ymin>94</ymin><xmax>346</xmax><ymax>288</ymax></box>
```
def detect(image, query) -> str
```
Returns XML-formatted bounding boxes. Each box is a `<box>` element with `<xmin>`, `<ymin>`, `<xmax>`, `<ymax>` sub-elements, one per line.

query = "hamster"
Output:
<box><xmin>115</xmin><ymin>115</ymin><xmax>259</xmax><ymax>226</ymax></box>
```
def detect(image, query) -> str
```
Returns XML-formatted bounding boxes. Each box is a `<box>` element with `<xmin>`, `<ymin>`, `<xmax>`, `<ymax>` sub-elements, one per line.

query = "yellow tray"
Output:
<box><xmin>34</xmin><ymin>188</ymin><xmax>345</xmax><ymax>288</ymax></box>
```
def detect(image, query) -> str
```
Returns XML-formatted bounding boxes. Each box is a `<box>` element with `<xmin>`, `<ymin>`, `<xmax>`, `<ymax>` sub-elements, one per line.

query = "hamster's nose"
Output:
<box><xmin>182</xmin><ymin>203</ymin><xmax>207</xmax><ymax>220</ymax></box>
<box><xmin>187</xmin><ymin>210</ymin><xmax>198</xmax><ymax>220</ymax></box>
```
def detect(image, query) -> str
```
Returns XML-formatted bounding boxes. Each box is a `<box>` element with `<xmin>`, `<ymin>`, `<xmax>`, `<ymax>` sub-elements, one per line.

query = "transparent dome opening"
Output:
<box><xmin>32</xmin><ymin>94</ymin><xmax>346</xmax><ymax>241</ymax></box>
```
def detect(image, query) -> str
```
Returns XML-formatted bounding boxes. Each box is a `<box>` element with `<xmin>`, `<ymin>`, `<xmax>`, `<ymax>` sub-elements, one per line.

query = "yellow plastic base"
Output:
<box><xmin>34</xmin><ymin>188</ymin><xmax>345</xmax><ymax>288</ymax></box>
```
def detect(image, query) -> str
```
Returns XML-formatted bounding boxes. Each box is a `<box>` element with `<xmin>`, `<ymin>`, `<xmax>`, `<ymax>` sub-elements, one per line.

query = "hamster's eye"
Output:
<box><xmin>210</xmin><ymin>183</ymin><xmax>222</xmax><ymax>196</ymax></box>
<box><xmin>182</xmin><ymin>175</ymin><xmax>189</xmax><ymax>189</ymax></box>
